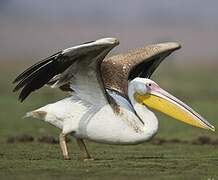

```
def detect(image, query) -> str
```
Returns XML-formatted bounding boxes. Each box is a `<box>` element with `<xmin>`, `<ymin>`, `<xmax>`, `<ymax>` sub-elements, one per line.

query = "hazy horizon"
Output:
<box><xmin>1</xmin><ymin>0</ymin><xmax>218</xmax><ymax>64</ymax></box>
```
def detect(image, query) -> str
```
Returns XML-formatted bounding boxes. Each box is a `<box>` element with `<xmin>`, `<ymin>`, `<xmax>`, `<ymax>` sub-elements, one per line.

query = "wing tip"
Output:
<box><xmin>12</xmin><ymin>87</ymin><xmax>18</xmax><ymax>92</ymax></box>
<box><xmin>18</xmin><ymin>92</ymin><xmax>27</xmax><ymax>102</ymax></box>
<box><xmin>12</xmin><ymin>79</ymin><xmax>18</xmax><ymax>84</ymax></box>
<box><xmin>156</xmin><ymin>42</ymin><xmax>181</xmax><ymax>52</ymax></box>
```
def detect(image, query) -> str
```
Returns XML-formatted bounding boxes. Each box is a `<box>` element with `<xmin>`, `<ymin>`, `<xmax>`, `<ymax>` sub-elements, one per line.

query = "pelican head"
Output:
<box><xmin>130</xmin><ymin>78</ymin><xmax>215</xmax><ymax>131</ymax></box>
<box><xmin>13</xmin><ymin>39</ymin><xmax>215</xmax><ymax>160</ymax></box>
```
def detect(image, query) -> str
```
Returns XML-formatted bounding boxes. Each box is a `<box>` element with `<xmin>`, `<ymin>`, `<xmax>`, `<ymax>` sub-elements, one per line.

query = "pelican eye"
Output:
<box><xmin>148</xmin><ymin>83</ymin><xmax>152</xmax><ymax>87</ymax></box>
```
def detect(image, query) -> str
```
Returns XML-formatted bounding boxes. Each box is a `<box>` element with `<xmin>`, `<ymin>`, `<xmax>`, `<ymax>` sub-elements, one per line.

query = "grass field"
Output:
<box><xmin>0</xmin><ymin>60</ymin><xmax>218</xmax><ymax>180</ymax></box>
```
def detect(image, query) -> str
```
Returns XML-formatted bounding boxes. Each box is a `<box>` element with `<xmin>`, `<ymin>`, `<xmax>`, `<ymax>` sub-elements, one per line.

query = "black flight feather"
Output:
<box><xmin>13</xmin><ymin>51</ymin><xmax>61</xmax><ymax>83</ymax></box>
<box><xmin>13</xmin><ymin>52</ymin><xmax>75</xmax><ymax>102</ymax></box>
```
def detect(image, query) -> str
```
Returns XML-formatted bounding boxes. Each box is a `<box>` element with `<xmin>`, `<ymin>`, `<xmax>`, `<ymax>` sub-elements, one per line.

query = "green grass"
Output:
<box><xmin>0</xmin><ymin>61</ymin><xmax>218</xmax><ymax>180</ymax></box>
<box><xmin>0</xmin><ymin>143</ymin><xmax>218</xmax><ymax>180</ymax></box>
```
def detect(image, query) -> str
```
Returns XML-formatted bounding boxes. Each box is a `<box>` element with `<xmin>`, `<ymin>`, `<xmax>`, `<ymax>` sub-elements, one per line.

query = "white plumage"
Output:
<box><xmin>28</xmin><ymin>84</ymin><xmax>158</xmax><ymax>145</ymax></box>
<box><xmin>13</xmin><ymin>38</ymin><xmax>214</xmax><ymax>160</ymax></box>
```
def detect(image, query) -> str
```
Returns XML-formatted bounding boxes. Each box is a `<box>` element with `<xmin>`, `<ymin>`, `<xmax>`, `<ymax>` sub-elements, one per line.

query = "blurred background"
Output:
<box><xmin>0</xmin><ymin>0</ymin><xmax>218</xmax><ymax>63</ymax></box>
<box><xmin>0</xmin><ymin>0</ymin><xmax>218</xmax><ymax>141</ymax></box>
<box><xmin>0</xmin><ymin>1</ymin><xmax>218</xmax><ymax>179</ymax></box>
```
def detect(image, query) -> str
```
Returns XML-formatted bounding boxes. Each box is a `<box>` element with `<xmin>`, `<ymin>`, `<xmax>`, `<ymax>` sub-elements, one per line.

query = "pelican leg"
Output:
<box><xmin>59</xmin><ymin>133</ymin><xmax>70</xmax><ymax>160</ymax></box>
<box><xmin>76</xmin><ymin>138</ymin><xmax>93</xmax><ymax>161</ymax></box>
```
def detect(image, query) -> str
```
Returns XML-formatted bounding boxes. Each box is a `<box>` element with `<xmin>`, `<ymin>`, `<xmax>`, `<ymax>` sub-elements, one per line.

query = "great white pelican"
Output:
<box><xmin>13</xmin><ymin>38</ymin><xmax>215</xmax><ymax>160</ymax></box>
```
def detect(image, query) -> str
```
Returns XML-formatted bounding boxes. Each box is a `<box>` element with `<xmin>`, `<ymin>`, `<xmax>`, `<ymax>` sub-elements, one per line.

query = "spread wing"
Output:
<box><xmin>13</xmin><ymin>38</ymin><xmax>119</xmax><ymax>104</ymax></box>
<box><xmin>102</xmin><ymin>42</ymin><xmax>181</xmax><ymax>97</ymax></box>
